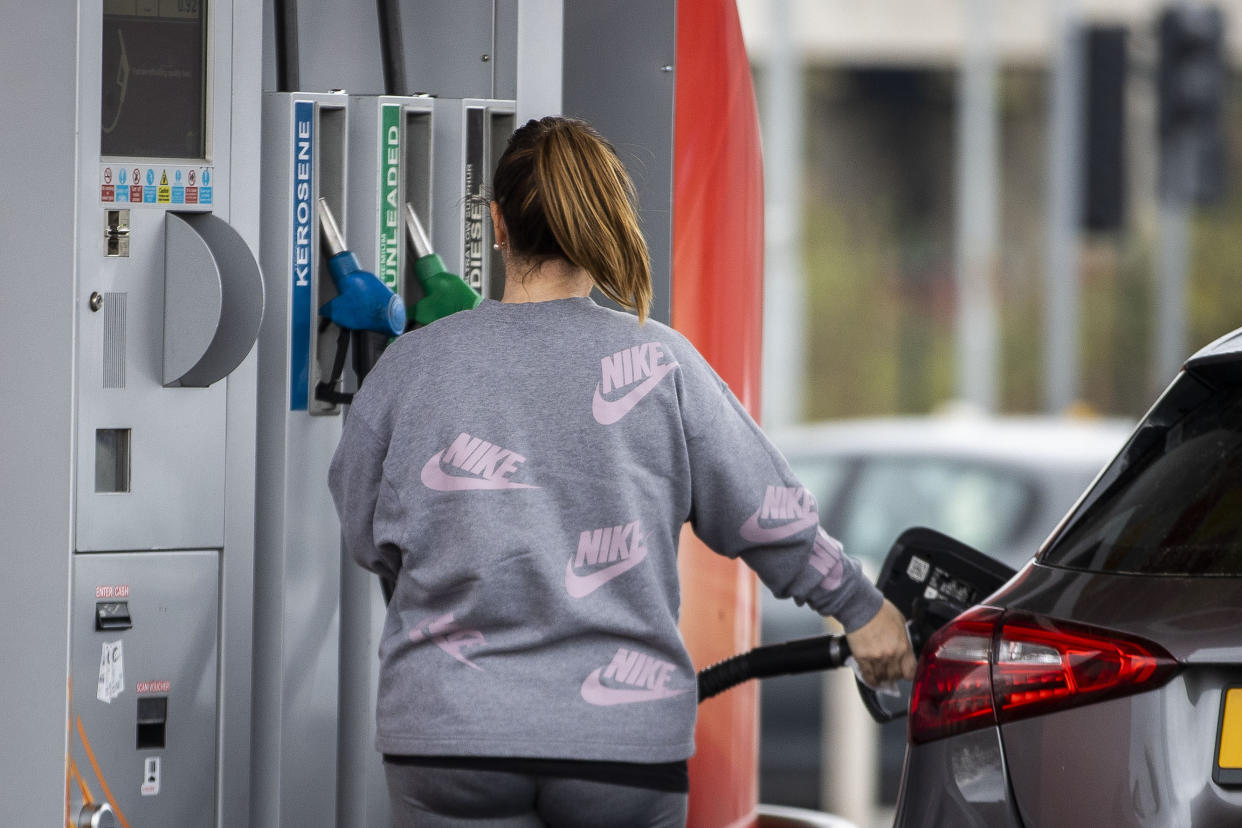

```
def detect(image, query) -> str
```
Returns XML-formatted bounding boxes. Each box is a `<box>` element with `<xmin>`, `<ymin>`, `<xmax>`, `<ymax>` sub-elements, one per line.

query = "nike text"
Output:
<box><xmin>760</xmin><ymin>485</ymin><xmax>816</xmax><ymax>520</ymax></box>
<box><xmin>443</xmin><ymin>432</ymin><xmax>526</xmax><ymax>481</ymax></box>
<box><xmin>603</xmin><ymin>647</ymin><xmax>675</xmax><ymax>691</ymax></box>
<box><xmin>600</xmin><ymin>343</ymin><xmax>670</xmax><ymax>394</ymax></box>
<box><xmin>576</xmin><ymin>520</ymin><xmax>647</xmax><ymax>567</ymax></box>
<box><xmin>421</xmin><ymin>432</ymin><xmax>538</xmax><ymax>491</ymax></box>
<box><xmin>592</xmin><ymin>343</ymin><xmax>679</xmax><ymax>425</ymax></box>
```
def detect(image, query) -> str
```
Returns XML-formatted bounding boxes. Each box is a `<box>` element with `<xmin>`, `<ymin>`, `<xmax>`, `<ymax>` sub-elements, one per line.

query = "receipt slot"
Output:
<box><xmin>2</xmin><ymin>1</ymin><xmax>264</xmax><ymax>826</ymax></box>
<box><xmin>432</xmin><ymin>99</ymin><xmax>516</xmax><ymax>300</ymax></box>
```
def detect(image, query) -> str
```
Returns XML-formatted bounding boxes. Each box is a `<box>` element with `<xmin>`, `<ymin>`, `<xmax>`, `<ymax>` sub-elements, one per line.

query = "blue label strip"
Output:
<box><xmin>290</xmin><ymin>100</ymin><xmax>314</xmax><ymax>411</ymax></box>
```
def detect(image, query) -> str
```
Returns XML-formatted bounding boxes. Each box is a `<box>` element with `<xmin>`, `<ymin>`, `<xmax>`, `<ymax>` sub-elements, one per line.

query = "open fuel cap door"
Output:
<box><xmin>857</xmin><ymin>527</ymin><xmax>1018</xmax><ymax>722</ymax></box>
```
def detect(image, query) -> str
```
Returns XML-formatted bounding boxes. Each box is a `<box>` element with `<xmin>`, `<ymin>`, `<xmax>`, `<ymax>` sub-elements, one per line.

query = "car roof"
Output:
<box><xmin>1188</xmin><ymin>326</ymin><xmax>1242</xmax><ymax>365</ymax></box>
<box><xmin>769</xmin><ymin>413</ymin><xmax>1134</xmax><ymax>470</ymax></box>
<box><xmin>1186</xmin><ymin>327</ymin><xmax>1242</xmax><ymax>377</ymax></box>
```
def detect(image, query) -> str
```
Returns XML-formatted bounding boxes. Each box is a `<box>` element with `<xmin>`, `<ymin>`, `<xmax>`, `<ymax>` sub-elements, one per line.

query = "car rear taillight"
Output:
<box><xmin>909</xmin><ymin>607</ymin><xmax>1180</xmax><ymax>744</ymax></box>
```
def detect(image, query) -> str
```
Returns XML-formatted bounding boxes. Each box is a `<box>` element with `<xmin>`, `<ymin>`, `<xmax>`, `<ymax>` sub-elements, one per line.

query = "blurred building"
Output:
<box><xmin>738</xmin><ymin>0</ymin><xmax>1242</xmax><ymax>425</ymax></box>
<box><xmin>737</xmin><ymin>0</ymin><xmax>1242</xmax><ymax>65</ymax></box>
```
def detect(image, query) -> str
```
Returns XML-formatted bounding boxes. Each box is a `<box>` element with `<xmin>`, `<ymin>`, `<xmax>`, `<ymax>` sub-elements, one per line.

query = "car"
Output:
<box><xmin>895</xmin><ymin>329</ymin><xmax>1242</xmax><ymax>827</ymax></box>
<box><xmin>758</xmin><ymin>413</ymin><xmax>1133</xmax><ymax>813</ymax></box>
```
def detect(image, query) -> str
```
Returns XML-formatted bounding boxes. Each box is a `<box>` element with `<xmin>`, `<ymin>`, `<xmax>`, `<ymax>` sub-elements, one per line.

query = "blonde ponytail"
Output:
<box><xmin>493</xmin><ymin>118</ymin><xmax>653</xmax><ymax>322</ymax></box>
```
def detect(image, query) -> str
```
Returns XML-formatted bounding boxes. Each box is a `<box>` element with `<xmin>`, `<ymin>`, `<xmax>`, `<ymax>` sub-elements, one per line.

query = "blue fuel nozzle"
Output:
<box><xmin>316</xmin><ymin>198</ymin><xmax>406</xmax><ymax>337</ymax></box>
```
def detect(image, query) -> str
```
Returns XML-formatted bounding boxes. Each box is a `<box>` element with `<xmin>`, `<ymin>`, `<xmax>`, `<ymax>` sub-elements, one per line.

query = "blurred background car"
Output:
<box><xmin>758</xmin><ymin>412</ymin><xmax>1133</xmax><ymax>819</ymax></box>
<box><xmin>895</xmin><ymin>330</ymin><xmax>1242</xmax><ymax>827</ymax></box>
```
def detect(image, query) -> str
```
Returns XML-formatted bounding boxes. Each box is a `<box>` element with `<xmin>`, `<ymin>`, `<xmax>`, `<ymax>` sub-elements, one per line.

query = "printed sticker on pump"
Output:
<box><xmin>100</xmin><ymin>164</ymin><xmax>213</xmax><ymax>207</ymax></box>
<box><xmin>97</xmin><ymin>640</ymin><xmax>124</xmax><ymax>704</ymax></box>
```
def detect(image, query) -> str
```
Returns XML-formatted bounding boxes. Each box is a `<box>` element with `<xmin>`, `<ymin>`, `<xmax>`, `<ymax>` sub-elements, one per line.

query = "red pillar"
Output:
<box><xmin>672</xmin><ymin>0</ymin><xmax>765</xmax><ymax>824</ymax></box>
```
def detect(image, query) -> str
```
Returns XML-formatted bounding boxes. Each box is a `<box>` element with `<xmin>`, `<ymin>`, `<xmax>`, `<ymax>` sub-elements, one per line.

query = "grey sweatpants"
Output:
<box><xmin>384</xmin><ymin>763</ymin><xmax>688</xmax><ymax>827</ymax></box>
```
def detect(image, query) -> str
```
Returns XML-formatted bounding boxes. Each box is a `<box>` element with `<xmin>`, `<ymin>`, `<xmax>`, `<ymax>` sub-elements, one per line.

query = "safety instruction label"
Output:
<box><xmin>97</xmin><ymin>640</ymin><xmax>124</xmax><ymax>704</ymax></box>
<box><xmin>100</xmin><ymin>164</ymin><xmax>213</xmax><ymax>207</ymax></box>
<box><xmin>377</xmin><ymin>104</ymin><xmax>401</xmax><ymax>292</ymax></box>
<box><xmin>290</xmin><ymin>100</ymin><xmax>314</xmax><ymax>411</ymax></box>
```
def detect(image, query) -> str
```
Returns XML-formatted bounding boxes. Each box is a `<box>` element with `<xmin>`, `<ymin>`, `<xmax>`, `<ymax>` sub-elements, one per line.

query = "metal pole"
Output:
<box><xmin>955</xmin><ymin>0</ymin><xmax>1000</xmax><ymax>412</ymax></box>
<box><xmin>1154</xmin><ymin>0</ymin><xmax>1195</xmax><ymax>390</ymax></box>
<box><xmin>1156</xmin><ymin>134</ymin><xmax>1193</xmax><ymax>386</ymax></box>
<box><xmin>1044</xmin><ymin>1</ymin><xmax>1083</xmax><ymax>413</ymax></box>
<box><xmin>760</xmin><ymin>0</ymin><xmax>807</xmax><ymax>428</ymax></box>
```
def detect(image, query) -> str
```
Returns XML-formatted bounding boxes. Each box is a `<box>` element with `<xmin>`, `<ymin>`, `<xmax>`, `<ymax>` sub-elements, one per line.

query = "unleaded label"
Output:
<box><xmin>378</xmin><ymin>104</ymin><xmax>401</xmax><ymax>292</ymax></box>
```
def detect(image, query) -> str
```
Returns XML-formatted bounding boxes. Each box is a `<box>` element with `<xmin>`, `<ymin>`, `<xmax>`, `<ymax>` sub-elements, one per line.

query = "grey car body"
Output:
<box><xmin>759</xmin><ymin>415</ymin><xmax>1132</xmax><ymax>808</ymax></box>
<box><xmin>895</xmin><ymin>328</ymin><xmax>1242</xmax><ymax>827</ymax></box>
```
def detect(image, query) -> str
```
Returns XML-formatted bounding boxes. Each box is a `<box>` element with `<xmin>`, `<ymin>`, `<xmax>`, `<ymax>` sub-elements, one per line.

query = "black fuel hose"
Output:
<box><xmin>697</xmin><ymin>634</ymin><xmax>851</xmax><ymax>702</ymax></box>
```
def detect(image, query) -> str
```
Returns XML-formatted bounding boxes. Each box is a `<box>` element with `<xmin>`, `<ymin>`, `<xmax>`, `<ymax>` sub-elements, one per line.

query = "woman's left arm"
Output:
<box><xmin>329</xmin><ymin>413</ymin><xmax>401</xmax><ymax>583</ymax></box>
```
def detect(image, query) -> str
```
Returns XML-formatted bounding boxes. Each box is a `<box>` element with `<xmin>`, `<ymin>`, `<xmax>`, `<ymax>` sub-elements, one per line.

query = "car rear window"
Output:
<box><xmin>1041</xmin><ymin>371</ymin><xmax>1242</xmax><ymax>575</ymax></box>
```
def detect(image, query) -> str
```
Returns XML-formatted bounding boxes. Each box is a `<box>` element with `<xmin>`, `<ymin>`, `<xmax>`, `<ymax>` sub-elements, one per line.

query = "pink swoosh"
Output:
<box><xmin>592</xmin><ymin>361</ymin><xmax>679</xmax><ymax>425</ymax></box>
<box><xmin>579</xmin><ymin>669</ymin><xmax>693</xmax><ymax>706</ymax></box>
<box><xmin>420</xmin><ymin>452</ymin><xmax>539</xmax><ymax>491</ymax></box>
<box><xmin>436</xmin><ymin>630</ymin><xmax>486</xmax><ymax>671</ymax></box>
<box><xmin>738</xmin><ymin>509</ymin><xmax>819</xmax><ymax>543</ymax></box>
<box><xmin>564</xmin><ymin>542</ymin><xmax>650</xmax><ymax>598</ymax></box>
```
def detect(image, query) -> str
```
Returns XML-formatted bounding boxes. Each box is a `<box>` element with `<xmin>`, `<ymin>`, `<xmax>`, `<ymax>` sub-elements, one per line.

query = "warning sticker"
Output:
<box><xmin>97</xmin><ymin>640</ymin><xmax>124</xmax><ymax>704</ymax></box>
<box><xmin>99</xmin><ymin>164</ymin><xmax>214</xmax><ymax>208</ymax></box>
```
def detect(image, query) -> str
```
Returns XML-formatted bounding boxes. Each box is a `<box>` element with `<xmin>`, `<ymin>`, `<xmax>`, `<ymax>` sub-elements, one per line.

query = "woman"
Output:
<box><xmin>329</xmin><ymin>116</ymin><xmax>914</xmax><ymax>827</ymax></box>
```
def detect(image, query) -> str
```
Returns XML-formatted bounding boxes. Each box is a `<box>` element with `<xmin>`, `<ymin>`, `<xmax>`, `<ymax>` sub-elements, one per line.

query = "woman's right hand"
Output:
<box><xmin>844</xmin><ymin>598</ymin><xmax>917</xmax><ymax>687</ymax></box>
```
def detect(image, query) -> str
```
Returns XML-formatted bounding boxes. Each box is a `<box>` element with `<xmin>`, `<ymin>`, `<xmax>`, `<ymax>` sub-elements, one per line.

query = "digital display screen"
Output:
<box><xmin>101</xmin><ymin>1</ymin><xmax>207</xmax><ymax>159</ymax></box>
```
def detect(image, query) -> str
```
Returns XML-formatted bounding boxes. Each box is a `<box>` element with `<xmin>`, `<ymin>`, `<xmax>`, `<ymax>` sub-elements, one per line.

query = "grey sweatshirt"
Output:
<box><xmin>328</xmin><ymin>296</ymin><xmax>882</xmax><ymax>763</ymax></box>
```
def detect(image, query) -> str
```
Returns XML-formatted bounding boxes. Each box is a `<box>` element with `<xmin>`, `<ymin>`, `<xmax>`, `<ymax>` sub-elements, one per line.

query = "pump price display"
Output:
<box><xmin>101</xmin><ymin>0</ymin><xmax>206</xmax><ymax>158</ymax></box>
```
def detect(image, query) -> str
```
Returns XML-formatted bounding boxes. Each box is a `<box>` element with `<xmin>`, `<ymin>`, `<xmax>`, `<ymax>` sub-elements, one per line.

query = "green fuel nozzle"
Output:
<box><xmin>405</xmin><ymin>203</ymin><xmax>482</xmax><ymax>326</ymax></box>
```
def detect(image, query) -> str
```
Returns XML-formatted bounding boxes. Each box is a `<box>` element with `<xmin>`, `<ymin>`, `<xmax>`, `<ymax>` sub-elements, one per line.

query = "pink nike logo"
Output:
<box><xmin>420</xmin><ymin>432</ymin><xmax>539</xmax><ymax>491</ymax></box>
<box><xmin>579</xmin><ymin>648</ymin><xmax>692</xmax><ymax>706</ymax></box>
<box><xmin>408</xmin><ymin>612</ymin><xmax>486</xmax><ymax>671</ymax></box>
<box><xmin>739</xmin><ymin>485</ymin><xmax>819</xmax><ymax>542</ymax></box>
<box><xmin>592</xmin><ymin>343</ymin><xmax>678</xmax><ymax>425</ymax></box>
<box><xmin>565</xmin><ymin>520</ymin><xmax>651</xmax><ymax>598</ymax></box>
<box><xmin>809</xmin><ymin>528</ymin><xmax>846</xmax><ymax>590</ymax></box>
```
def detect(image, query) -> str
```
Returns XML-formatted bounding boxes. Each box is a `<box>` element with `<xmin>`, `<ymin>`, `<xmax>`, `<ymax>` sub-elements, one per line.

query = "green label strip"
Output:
<box><xmin>378</xmin><ymin>104</ymin><xmax>401</xmax><ymax>292</ymax></box>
